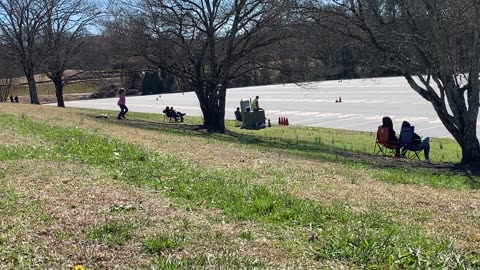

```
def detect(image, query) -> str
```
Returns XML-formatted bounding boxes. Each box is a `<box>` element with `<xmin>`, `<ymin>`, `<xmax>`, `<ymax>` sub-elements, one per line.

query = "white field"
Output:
<box><xmin>61</xmin><ymin>76</ymin><xmax>480</xmax><ymax>139</ymax></box>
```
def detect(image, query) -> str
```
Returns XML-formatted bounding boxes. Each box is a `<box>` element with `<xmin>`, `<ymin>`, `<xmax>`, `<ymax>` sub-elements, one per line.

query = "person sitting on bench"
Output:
<box><xmin>163</xmin><ymin>106</ymin><xmax>174</xmax><ymax>121</ymax></box>
<box><xmin>170</xmin><ymin>107</ymin><xmax>186</xmax><ymax>122</ymax></box>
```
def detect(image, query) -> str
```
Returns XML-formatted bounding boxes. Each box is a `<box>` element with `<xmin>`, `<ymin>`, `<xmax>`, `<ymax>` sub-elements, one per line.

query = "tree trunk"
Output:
<box><xmin>454</xmin><ymin>109</ymin><xmax>480</xmax><ymax>163</ymax></box>
<box><xmin>195</xmin><ymin>83</ymin><xmax>226</xmax><ymax>132</ymax></box>
<box><xmin>404</xmin><ymin>74</ymin><xmax>480</xmax><ymax>164</ymax></box>
<box><xmin>459</xmin><ymin>129</ymin><xmax>480</xmax><ymax>163</ymax></box>
<box><xmin>429</xmin><ymin>100</ymin><xmax>480</xmax><ymax>164</ymax></box>
<box><xmin>52</xmin><ymin>77</ymin><xmax>65</xmax><ymax>107</ymax></box>
<box><xmin>27</xmin><ymin>73</ymin><xmax>40</xmax><ymax>104</ymax></box>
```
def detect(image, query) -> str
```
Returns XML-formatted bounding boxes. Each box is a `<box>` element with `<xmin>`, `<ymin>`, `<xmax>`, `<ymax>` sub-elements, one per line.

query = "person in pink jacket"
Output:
<box><xmin>117</xmin><ymin>88</ymin><xmax>128</xmax><ymax>120</ymax></box>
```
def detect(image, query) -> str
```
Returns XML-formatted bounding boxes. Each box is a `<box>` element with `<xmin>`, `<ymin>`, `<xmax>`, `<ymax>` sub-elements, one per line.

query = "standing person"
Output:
<box><xmin>116</xmin><ymin>88</ymin><xmax>128</xmax><ymax>120</ymax></box>
<box><xmin>9</xmin><ymin>95</ymin><xmax>13</xmax><ymax>102</ymax></box>
<box><xmin>379</xmin><ymin>116</ymin><xmax>401</xmax><ymax>157</ymax></box>
<box><xmin>14</xmin><ymin>95</ymin><xmax>19</xmax><ymax>103</ymax></box>
<box><xmin>250</xmin><ymin>96</ymin><xmax>262</xmax><ymax>111</ymax></box>
<box><xmin>400</xmin><ymin>121</ymin><xmax>431</xmax><ymax>162</ymax></box>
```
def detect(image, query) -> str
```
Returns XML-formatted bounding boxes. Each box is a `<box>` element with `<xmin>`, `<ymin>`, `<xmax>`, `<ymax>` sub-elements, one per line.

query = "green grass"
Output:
<box><xmin>225</xmin><ymin>124</ymin><xmax>461</xmax><ymax>163</ymax></box>
<box><xmin>0</xmin><ymin>168</ymin><xmax>45</xmax><ymax>268</ymax></box>
<box><xmin>85</xmin><ymin>108</ymin><xmax>462</xmax><ymax>163</ymax></box>
<box><xmin>91</xmin><ymin>109</ymin><xmax>458</xmax><ymax>163</ymax></box>
<box><xmin>88</xmin><ymin>221</ymin><xmax>135</xmax><ymax>246</ymax></box>
<box><xmin>238</xmin><ymin>231</ymin><xmax>254</xmax><ymax>241</ymax></box>
<box><xmin>143</xmin><ymin>234</ymin><xmax>180</xmax><ymax>254</ymax></box>
<box><xmin>93</xmin><ymin>110</ymin><xmax>479</xmax><ymax>190</ymax></box>
<box><xmin>0</xmin><ymin>112</ymin><xmax>478</xmax><ymax>268</ymax></box>
<box><xmin>154</xmin><ymin>252</ymin><xmax>266</xmax><ymax>269</ymax></box>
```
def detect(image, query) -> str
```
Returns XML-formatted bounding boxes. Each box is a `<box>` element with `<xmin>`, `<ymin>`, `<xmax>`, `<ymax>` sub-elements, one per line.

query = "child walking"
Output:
<box><xmin>117</xmin><ymin>88</ymin><xmax>128</xmax><ymax>120</ymax></box>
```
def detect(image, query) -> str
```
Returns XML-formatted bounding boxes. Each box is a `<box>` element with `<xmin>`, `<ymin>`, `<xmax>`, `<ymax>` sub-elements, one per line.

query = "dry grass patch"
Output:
<box><xmin>285</xmin><ymin>169</ymin><xmax>480</xmax><ymax>251</ymax></box>
<box><xmin>0</xmin><ymin>159</ymin><xmax>326</xmax><ymax>269</ymax></box>
<box><xmin>0</xmin><ymin>129</ymin><xmax>41</xmax><ymax>148</ymax></box>
<box><xmin>1</xmin><ymin>105</ymin><xmax>479</xmax><ymax>260</ymax></box>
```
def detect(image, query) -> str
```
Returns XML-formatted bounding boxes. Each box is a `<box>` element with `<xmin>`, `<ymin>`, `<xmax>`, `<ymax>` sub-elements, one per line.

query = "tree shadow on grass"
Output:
<box><xmin>93</xmin><ymin>116</ymin><xmax>480</xmax><ymax>188</ymax></box>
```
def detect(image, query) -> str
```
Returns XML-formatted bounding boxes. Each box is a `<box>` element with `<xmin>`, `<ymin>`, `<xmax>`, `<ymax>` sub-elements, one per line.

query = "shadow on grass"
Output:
<box><xmin>90</xmin><ymin>115</ymin><xmax>480</xmax><ymax>187</ymax></box>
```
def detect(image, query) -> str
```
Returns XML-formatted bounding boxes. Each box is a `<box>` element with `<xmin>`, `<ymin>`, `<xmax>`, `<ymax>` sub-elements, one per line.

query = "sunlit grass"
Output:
<box><xmin>86</xmin><ymin>109</ymin><xmax>462</xmax><ymax>163</ymax></box>
<box><xmin>0</xmin><ymin>112</ymin><xmax>478</xmax><ymax>268</ymax></box>
<box><xmin>74</xmin><ymin>109</ymin><xmax>478</xmax><ymax>190</ymax></box>
<box><xmin>88</xmin><ymin>221</ymin><xmax>134</xmax><ymax>246</ymax></box>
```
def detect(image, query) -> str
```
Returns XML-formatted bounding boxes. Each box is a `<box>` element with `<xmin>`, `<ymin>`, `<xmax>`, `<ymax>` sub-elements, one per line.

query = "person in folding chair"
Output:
<box><xmin>399</xmin><ymin>121</ymin><xmax>431</xmax><ymax>162</ymax></box>
<box><xmin>375</xmin><ymin>116</ymin><xmax>401</xmax><ymax>157</ymax></box>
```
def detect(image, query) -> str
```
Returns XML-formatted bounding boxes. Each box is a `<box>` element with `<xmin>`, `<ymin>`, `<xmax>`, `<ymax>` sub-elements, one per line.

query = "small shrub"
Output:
<box><xmin>143</xmin><ymin>235</ymin><xmax>179</xmax><ymax>254</ymax></box>
<box><xmin>88</xmin><ymin>221</ymin><xmax>133</xmax><ymax>246</ymax></box>
<box><xmin>239</xmin><ymin>231</ymin><xmax>254</xmax><ymax>241</ymax></box>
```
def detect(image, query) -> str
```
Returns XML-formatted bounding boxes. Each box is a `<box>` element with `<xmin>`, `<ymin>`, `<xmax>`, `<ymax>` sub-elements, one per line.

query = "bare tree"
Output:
<box><xmin>304</xmin><ymin>0</ymin><xmax>480</xmax><ymax>163</ymax></box>
<box><xmin>41</xmin><ymin>0</ymin><xmax>99</xmax><ymax>107</ymax></box>
<box><xmin>0</xmin><ymin>77</ymin><xmax>17</xmax><ymax>102</ymax></box>
<box><xmin>129</xmin><ymin>0</ymin><xmax>291</xmax><ymax>132</ymax></box>
<box><xmin>0</xmin><ymin>48</ymin><xmax>20</xmax><ymax>102</ymax></box>
<box><xmin>100</xmin><ymin>12</ymin><xmax>148</xmax><ymax>91</ymax></box>
<box><xmin>0</xmin><ymin>0</ymin><xmax>48</xmax><ymax>104</ymax></box>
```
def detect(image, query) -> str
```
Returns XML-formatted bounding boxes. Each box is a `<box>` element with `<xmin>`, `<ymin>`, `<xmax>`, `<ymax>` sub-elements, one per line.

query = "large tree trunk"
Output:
<box><xmin>404</xmin><ymin>73</ymin><xmax>480</xmax><ymax>164</ymax></box>
<box><xmin>52</xmin><ymin>76</ymin><xmax>65</xmax><ymax>107</ymax></box>
<box><xmin>437</xmin><ymin>102</ymin><xmax>480</xmax><ymax>163</ymax></box>
<box><xmin>195</xmin><ymin>83</ymin><xmax>226</xmax><ymax>132</ymax></box>
<box><xmin>436</xmin><ymin>83</ymin><xmax>480</xmax><ymax>164</ymax></box>
<box><xmin>27</xmin><ymin>73</ymin><xmax>40</xmax><ymax>104</ymax></box>
<box><xmin>442</xmin><ymin>121</ymin><xmax>480</xmax><ymax>164</ymax></box>
<box><xmin>458</xmin><ymin>128</ymin><xmax>480</xmax><ymax>163</ymax></box>
<box><xmin>432</xmin><ymin>97</ymin><xmax>480</xmax><ymax>164</ymax></box>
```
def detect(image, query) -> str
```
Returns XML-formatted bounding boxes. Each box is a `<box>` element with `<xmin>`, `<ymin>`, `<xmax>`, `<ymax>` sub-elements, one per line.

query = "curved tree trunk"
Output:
<box><xmin>404</xmin><ymin>74</ymin><xmax>480</xmax><ymax>164</ymax></box>
<box><xmin>437</xmin><ymin>103</ymin><xmax>480</xmax><ymax>163</ymax></box>
<box><xmin>195</xmin><ymin>82</ymin><xmax>226</xmax><ymax>132</ymax></box>
<box><xmin>430</xmin><ymin>96</ymin><xmax>480</xmax><ymax>164</ymax></box>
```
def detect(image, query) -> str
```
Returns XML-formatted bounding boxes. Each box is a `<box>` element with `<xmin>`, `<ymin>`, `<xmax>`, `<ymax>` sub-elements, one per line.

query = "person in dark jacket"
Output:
<box><xmin>170</xmin><ymin>107</ymin><xmax>186</xmax><ymax>122</ymax></box>
<box><xmin>400</xmin><ymin>121</ymin><xmax>431</xmax><ymax>162</ymax></box>
<box><xmin>234</xmin><ymin>107</ymin><xmax>243</xmax><ymax>122</ymax></box>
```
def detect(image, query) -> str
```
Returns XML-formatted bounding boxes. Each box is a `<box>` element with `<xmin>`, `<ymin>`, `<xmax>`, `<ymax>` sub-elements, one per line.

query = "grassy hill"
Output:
<box><xmin>0</xmin><ymin>104</ymin><xmax>479</xmax><ymax>269</ymax></box>
<box><xmin>10</xmin><ymin>70</ymin><xmax>122</xmax><ymax>99</ymax></box>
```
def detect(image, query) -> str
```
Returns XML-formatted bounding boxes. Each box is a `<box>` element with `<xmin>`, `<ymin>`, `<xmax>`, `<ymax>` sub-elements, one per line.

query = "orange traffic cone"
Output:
<box><xmin>285</xmin><ymin>117</ymin><xmax>289</xmax><ymax>125</ymax></box>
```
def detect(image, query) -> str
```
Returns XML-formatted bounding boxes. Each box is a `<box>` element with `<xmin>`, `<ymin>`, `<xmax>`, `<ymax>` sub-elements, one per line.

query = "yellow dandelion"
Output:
<box><xmin>74</xmin><ymin>264</ymin><xmax>85</xmax><ymax>270</ymax></box>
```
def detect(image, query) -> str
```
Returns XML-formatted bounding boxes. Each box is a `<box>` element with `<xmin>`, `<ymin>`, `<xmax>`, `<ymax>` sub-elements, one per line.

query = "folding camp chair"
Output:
<box><xmin>399</xmin><ymin>126</ymin><xmax>421</xmax><ymax>160</ymax></box>
<box><xmin>374</xmin><ymin>126</ymin><xmax>398</xmax><ymax>156</ymax></box>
